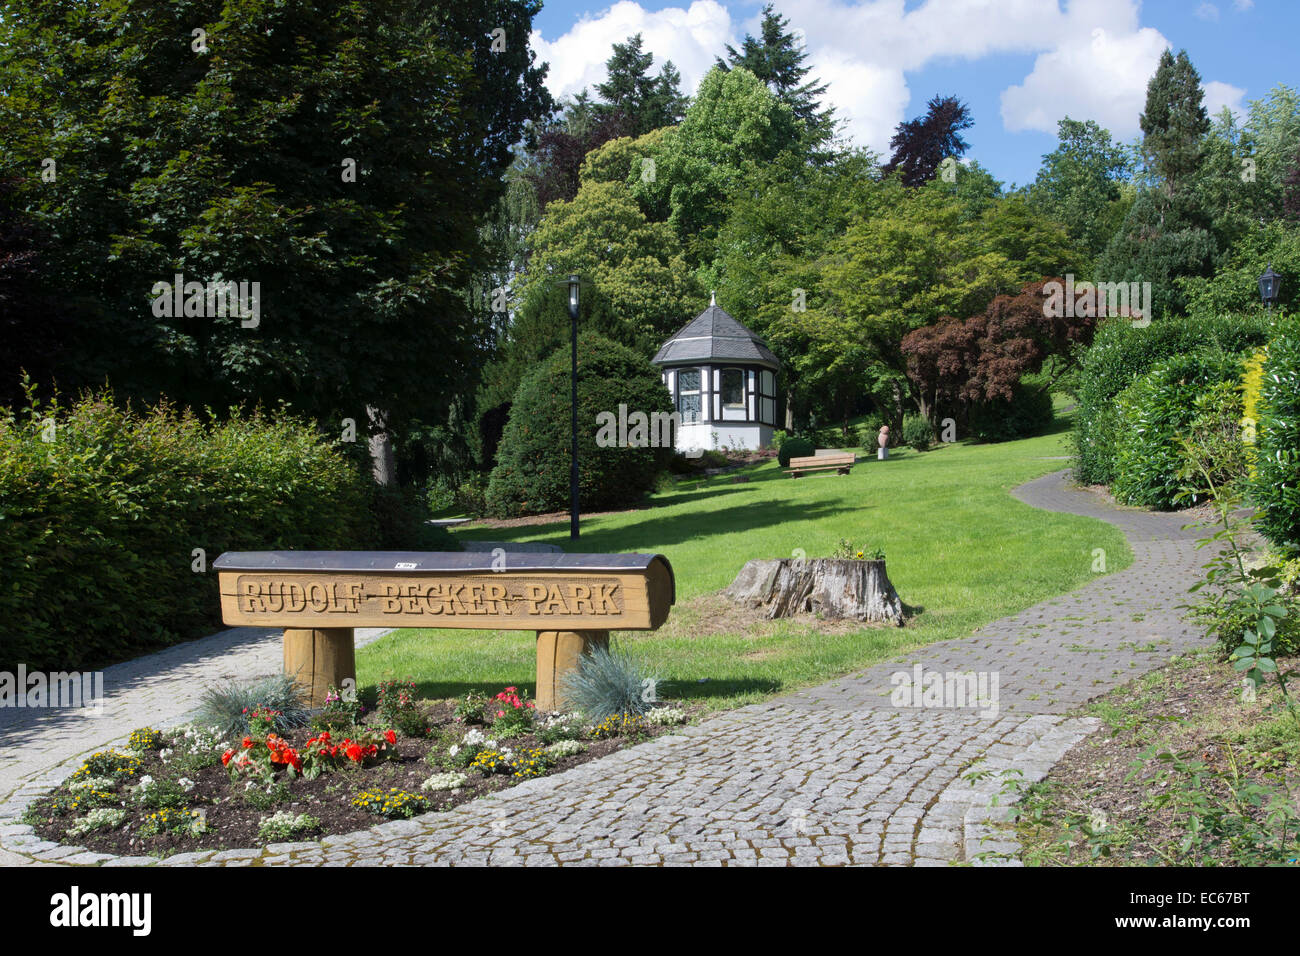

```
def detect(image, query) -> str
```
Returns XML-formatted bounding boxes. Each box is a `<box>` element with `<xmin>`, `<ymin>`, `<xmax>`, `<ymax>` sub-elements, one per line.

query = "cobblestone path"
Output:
<box><xmin>0</xmin><ymin>470</ymin><xmax>1211</xmax><ymax>866</ymax></box>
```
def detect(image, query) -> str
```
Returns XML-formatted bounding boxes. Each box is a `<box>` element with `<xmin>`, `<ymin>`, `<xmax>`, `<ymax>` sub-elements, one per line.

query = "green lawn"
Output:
<box><xmin>358</xmin><ymin>414</ymin><xmax>1131</xmax><ymax>711</ymax></box>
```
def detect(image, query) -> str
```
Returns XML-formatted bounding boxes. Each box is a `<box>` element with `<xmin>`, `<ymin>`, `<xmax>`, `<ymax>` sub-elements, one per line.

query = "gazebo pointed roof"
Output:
<box><xmin>652</xmin><ymin>294</ymin><xmax>780</xmax><ymax>370</ymax></box>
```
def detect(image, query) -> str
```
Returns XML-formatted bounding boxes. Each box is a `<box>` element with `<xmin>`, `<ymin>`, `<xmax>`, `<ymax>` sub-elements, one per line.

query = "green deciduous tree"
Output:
<box><xmin>1028</xmin><ymin>117</ymin><xmax>1134</xmax><ymax>268</ymax></box>
<box><xmin>630</xmin><ymin>66</ymin><xmax>798</xmax><ymax>266</ymax></box>
<box><xmin>520</xmin><ymin>179</ymin><xmax>700</xmax><ymax>348</ymax></box>
<box><xmin>0</xmin><ymin>0</ymin><xmax>551</xmax><ymax>449</ymax></box>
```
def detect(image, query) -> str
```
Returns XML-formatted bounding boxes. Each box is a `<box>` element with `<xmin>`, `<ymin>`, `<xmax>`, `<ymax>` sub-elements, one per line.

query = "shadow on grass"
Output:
<box><xmin>458</xmin><ymin>495</ymin><xmax>862</xmax><ymax>553</ymax></box>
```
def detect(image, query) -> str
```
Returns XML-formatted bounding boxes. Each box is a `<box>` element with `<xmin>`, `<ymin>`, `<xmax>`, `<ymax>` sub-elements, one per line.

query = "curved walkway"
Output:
<box><xmin>0</xmin><ymin>470</ymin><xmax>1211</xmax><ymax>866</ymax></box>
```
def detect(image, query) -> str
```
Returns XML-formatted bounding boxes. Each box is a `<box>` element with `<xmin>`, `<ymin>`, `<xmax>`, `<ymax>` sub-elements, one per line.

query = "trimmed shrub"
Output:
<box><xmin>1111</xmin><ymin>349</ymin><xmax>1245</xmax><ymax>510</ymax></box>
<box><xmin>968</xmin><ymin>385</ymin><xmax>1054</xmax><ymax>443</ymax></box>
<box><xmin>1072</xmin><ymin>313</ymin><xmax>1273</xmax><ymax>484</ymax></box>
<box><xmin>0</xmin><ymin>389</ymin><xmax>422</xmax><ymax>672</ymax></box>
<box><xmin>1255</xmin><ymin>328</ymin><xmax>1300</xmax><ymax>556</ymax></box>
<box><xmin>901</xmin><ymin>414</ymin><xmax>933</xmax><ymax>451</ymax></box>
<box><xmin>486</xmin><ymin>333</ymin><xmax>674</xmax><ymax>517</ymax></box>
<box><xmin>1074</xmin><ymin>316</ymin><xmax>1267</xmax><ymax>482</ymax></box>
<box><xmin>777</xmin><ymin>435</ymin><xmax>815</xmax><ymax>468</ymax></box>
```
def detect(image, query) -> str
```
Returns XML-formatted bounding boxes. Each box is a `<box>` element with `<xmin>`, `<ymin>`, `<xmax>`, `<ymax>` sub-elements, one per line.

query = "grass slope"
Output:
<box><xmin>359</xmin><ymin>417</ymin><xmax>1131</xmax><ymax>711</ymax></box>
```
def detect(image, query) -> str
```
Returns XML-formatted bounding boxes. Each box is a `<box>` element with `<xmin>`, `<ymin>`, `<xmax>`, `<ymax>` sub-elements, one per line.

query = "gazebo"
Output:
<box><xmin>652</xmin><ymin>294</ymin><xmax>781</xmax><ymax>452</ymax></box>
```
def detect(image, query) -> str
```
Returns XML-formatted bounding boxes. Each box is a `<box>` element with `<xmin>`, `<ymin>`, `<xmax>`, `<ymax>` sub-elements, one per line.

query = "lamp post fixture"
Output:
<box><xmin>568</xmin><ymin>275</ymin><xmax>580</xmax><ymax>539</ymax></box>
<box><xmin>1259</xmin><ymin>264</ymin><xmax>1282</xmax><ymax>319</ymax></box>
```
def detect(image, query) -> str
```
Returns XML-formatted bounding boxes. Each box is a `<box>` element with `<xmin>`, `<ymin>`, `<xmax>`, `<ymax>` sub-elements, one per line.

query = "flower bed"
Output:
<box><xmin>21</xmin><ymin>686</ymin><xmax>689</xmax><ymax>858</ymax></box>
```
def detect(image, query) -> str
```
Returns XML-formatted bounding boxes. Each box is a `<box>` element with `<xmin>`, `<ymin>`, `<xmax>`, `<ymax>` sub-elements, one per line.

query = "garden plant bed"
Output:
<box><xmin>21</xmin><ymin>685</ymin><xmax>692</xmax><ymax>859</ymax></box>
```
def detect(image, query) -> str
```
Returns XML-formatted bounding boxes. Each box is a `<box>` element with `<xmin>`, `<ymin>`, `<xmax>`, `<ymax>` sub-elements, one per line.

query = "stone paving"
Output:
<box><xmin>0</xmin><ymin>470</ymin><xmax>1213</xmax><ymax>866</ymax></box>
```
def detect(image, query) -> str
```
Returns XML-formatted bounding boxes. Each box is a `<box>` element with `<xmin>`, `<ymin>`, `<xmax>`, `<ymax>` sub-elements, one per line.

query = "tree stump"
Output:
<box><xmin>724</xmin><ymin>558</ymin><xmax>904</xmax><ymax>625</ymax></box>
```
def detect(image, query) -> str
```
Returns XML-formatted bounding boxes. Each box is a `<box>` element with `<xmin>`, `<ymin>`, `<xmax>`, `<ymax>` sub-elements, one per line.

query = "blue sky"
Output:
<box><xmin>527</xmin><ymin>0</ymin><xmax>1297</xmax><ymax>188</ymax></box>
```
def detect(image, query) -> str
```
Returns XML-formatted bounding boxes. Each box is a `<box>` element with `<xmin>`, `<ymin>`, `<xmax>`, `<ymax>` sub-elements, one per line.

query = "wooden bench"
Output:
<box><xmin>785</xmin><ymin>452</ymin><xmax>855</xmax><ymax>477</ymax></box>
<box><xmin>213</xmin><ymin>551</ymin><xmax>675</xmax><ymax>711</ymax></box>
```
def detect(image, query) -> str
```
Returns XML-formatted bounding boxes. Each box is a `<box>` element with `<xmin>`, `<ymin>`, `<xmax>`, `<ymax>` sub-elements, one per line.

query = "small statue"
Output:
<box><xmin>877</xmin><ymin>425</ymin><xmax>890</xmax><ymax>460</ymax></box>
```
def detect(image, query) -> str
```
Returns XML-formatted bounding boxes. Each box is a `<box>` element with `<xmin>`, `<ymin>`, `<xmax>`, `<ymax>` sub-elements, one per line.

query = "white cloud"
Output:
<box><xmin>1233</xmin><ymin>0</ymin><xmax>1254</xmax><ymax>11</ymax></box>
<box><xmin>529</xmin><ymin>1</ymin><xmax>736</xmax><ymax>107</ymax></box>
<box><xmin>1195</xmin><ymin>3</ymin><xmax>1220</xmax><ymax>21</ymax></box>
<box><xmin>529</xmin><ymin>0</ymin><xmax>1243</xmax><ymax>154</ymax></box>
<box><xmin>1203</xmin><ymin>80</ymin><xmax>1247</xmax><ymax>120</ymax></box>
<box><xmin>1000</xmin><ymin>22</ymin><xmax>1170</xmax><ymax>137</ymax></box>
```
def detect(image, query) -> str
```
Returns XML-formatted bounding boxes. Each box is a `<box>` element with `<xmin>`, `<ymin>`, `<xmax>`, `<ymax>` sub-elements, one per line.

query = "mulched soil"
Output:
<box><xmin>1011</xmin><ymin>653</ymin><xmax>1300</xmax><ymax>865</ymax></box>
<box><xmin>24</xmin><ymin>699</ymin><xmax>695</xmax><ymax>859</ymax></box>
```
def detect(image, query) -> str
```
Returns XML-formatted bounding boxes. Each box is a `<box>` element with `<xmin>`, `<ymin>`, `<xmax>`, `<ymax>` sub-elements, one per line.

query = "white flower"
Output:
<box><xmin>158</xmin><ymin>748</ymin><xmax>174</xmax><ymax>763</ymax></box>
<box><xmin>448</xmin><ymin>744</ymin><xmax>460</xmax><ymax>756</ymax></box>
<box><xmin>137</xmin><ymin>775</ymin><xmax>155</xmax><ymax>791</ymax></box>
<box><xmin>420</xmin><ymin>772</ymin><xmax>468</xmax><ymax>792</ymax></box>
<box><xmin>177</xmin><ymin>777</ymin><xmax>195</xmax><ymax>792</ymax></box>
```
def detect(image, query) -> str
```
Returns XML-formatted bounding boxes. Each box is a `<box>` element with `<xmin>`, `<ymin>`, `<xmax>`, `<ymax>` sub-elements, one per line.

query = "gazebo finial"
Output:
<box><xmin>710</xmin><ymin>290</ymin><xmax>716</xmax><ymax>306</ymax></box>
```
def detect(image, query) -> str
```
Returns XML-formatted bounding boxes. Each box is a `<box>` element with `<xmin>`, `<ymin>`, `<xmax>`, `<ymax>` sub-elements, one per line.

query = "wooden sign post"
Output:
<box><xmin>213</xmin><ymin>551</ymin><xmax>674</xmax><ymax>710</ymax></box>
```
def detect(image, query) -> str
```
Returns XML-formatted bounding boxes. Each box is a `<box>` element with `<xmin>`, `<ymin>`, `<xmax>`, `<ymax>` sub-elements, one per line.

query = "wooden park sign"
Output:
<box><xmin>213</xmin><ymin>551</ymin><xmax>675</xmax><ymax>710</ymax></box>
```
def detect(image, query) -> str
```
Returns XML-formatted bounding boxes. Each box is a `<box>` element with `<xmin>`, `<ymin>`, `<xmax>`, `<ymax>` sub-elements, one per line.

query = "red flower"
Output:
<box><xmin>384</xmin><ymin>730</ymin><xmax>397</xmax><ymax>745</ymax></box>
<box><xmin>221</xmin><ymin>749</ymin><xmax>234</xmax><ymax>767</ymax></box>
<box><xmin>345</xmin><ymin>743</ymin><xmax>363</xmax><ymax>762</ymax></box>
<box><xmin>242</xmin><ymin>736</ymin><xmax>254</xmax><ymax>749</ymax></box>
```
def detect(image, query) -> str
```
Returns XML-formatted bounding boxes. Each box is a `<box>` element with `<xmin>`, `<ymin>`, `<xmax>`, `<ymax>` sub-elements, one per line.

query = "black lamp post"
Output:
<box><xmin>568</xmin><ymin>275</ymin><xmax>580</xmax><ymax>539</ymax></box>
<box><xmin>1259</xmin><ymin>264</ymin><xmax>1281</xmax><ymax>318</ymax></box>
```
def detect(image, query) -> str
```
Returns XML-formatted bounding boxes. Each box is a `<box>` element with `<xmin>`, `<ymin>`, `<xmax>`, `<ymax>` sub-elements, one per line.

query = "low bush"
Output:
<box><xmin>1111</xmin><ymin>349</ymin><xmax>1244</xmax><ymax>510</ymax></box>
<box><xmin>901</xmin><ymin>414</ymin><xmax>933</xmax><ymax>451</ymax></box>
<box><xmin>777</xmin><ymin>435</ymin><xmax>815</xmax><ymax>468</ymax></box>
<box><xmin>1255</xmin><ymin>327</ymin><xmax>1300</xmax><ymax>557</ymax></box>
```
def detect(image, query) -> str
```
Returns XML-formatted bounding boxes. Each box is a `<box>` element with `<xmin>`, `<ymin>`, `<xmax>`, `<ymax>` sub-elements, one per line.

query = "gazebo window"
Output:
<box><xmin>759</xmin><ymin>370</ymin><xmax>777</xmax><ymax>425</ymax></box>
<box><xmin>720</xmin><ymin>368</ymin><xmax>745</xmax><ymax>409</ymax></box>
<box><xmin>677</xmin><ymin>369</ymin><xmax>701</xmax><ymax>423</ymax></box>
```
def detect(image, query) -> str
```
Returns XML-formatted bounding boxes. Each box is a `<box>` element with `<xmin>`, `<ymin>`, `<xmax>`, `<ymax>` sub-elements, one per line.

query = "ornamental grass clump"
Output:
<box><xmin>558</xmin><ymin>644</ymin><xmax>658</xmax><ymax>721</ymax></box>
<box><xmin>193</xmin><ymin>674</ymin><xmax>312</xmax><ymax>736</ymax></box>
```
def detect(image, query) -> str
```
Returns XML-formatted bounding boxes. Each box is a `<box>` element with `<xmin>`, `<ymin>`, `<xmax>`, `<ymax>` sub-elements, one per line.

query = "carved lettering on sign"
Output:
<box><xmin>235</xmin><ymin>575</ymin><xmax>624</xmax><ymax>619</ymax></box>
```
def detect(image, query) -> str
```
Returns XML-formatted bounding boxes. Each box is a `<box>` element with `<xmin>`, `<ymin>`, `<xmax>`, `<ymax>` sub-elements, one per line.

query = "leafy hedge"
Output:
<box><xmin>1111</xmin><ymin>349</ymin><xmax>1244</xmax><ymax>510</ymax></box>
<box><xmin>486</xmin><ymin>333</ymin><xmax>674</xmax><ymax>517</ymax></box>
<box><xmin>1072</xmin><ymin>313</ymin><xmax>1273</xmax><ymax>485</ymax></box>
<box><xmin>0</xmin><ymin>390</ymin><xmax>451</xmax><ymax>672</ymax></box>
<box><xmin>1255</xmin><ymin>328</ymin><xmax>1300</xmax><ymax>556</ymax></box>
